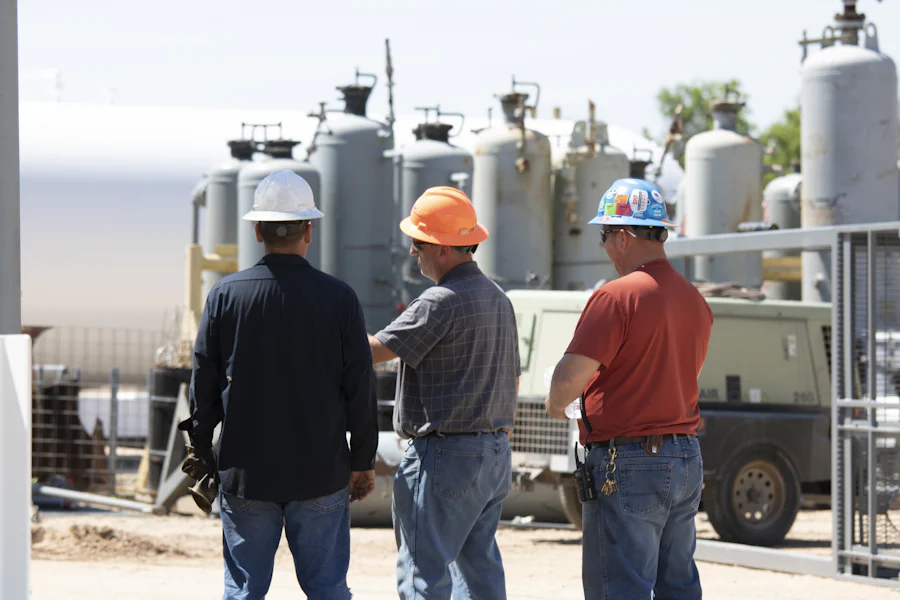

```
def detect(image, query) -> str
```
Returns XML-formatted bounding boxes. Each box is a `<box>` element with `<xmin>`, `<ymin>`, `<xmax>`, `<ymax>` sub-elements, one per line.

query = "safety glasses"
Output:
<box><xmin>599</xmin><ymin>228</ymin><xmax>637</xmax><ymax>245</ymax></box>
<box><xmin>411</xmin><ymin>239</ymin><xmax>435</xmax><ymax>251</ymax></box>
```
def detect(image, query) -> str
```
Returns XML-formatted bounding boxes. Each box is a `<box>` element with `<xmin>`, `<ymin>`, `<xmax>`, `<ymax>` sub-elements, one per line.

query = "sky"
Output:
<box><xmin>18</xmin><ymin>0</ymin><xmax>900</xmax><ymax>136</ymax></box>
<box><xmin>13</xmin><ymin>0</ymin><xmax>900</xmax><ymax>332</ymax></box>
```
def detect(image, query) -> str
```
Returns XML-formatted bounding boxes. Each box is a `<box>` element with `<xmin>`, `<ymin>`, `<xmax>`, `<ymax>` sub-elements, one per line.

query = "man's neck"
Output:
<box><xmin>622</xmin><ymin>248</ymin><xmax>666</xmax><ymax>274</ymax></box>
<box><xmin>434</xmin><ymin>256</ymin><xmax>473</xmax><ymax>282</ymax></box>
<box><xmin>264</xmin><ymin>245</ymin><xmax>307</xmax><ymax>258</ymax></box>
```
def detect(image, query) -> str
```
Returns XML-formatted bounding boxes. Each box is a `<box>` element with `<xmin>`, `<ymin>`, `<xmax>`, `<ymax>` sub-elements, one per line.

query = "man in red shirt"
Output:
<box><xmin>545</xmin><ymin>177</ymin><xmax>713</xmax><ymax>600</ymax></box>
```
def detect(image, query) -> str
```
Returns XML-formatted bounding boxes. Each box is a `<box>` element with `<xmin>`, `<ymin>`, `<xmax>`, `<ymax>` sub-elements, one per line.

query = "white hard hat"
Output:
<box><xmin>242</xmin><ymin>169</ymin><xmax>324</xmax><ymax>222</ymax></box>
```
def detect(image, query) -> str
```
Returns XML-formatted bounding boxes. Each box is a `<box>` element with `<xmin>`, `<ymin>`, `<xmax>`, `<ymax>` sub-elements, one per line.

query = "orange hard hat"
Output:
<box><xmin>399</xmin><ymin>186</ymin><xmax>489</xmax><ymax>246</ymax></box>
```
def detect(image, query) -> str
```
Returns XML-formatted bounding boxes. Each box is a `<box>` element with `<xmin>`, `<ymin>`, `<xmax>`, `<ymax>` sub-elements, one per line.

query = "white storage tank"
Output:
<box><xmin>552</xmin><ymin>116</ymin><xmax>629</xmax><ymax>290</ymax></box>
<box><xmin>762</xmin><ymin>162</ymin><xmax>803</xmax><ymax>300</ymax></box>
<box><xmin>472</xmin><ymin>79</ymin><xmax>552</xmax><ymax>290</ymax></box>
<box><xmin>800</xmin><ymin>28</ymin><xmax>899</xmax><ymax>302</ymax></box>
<box><xmin>683</xmin><ymin>91</ymin><xmax>764</xmax><ymax>287</ymax></box>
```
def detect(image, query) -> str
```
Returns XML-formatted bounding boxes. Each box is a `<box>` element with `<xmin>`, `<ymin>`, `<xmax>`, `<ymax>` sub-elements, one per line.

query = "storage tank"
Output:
<box><xmin>308</xmin><ymin>72</ymin><xmax>395</xmax><ymax>332</ymax></box>
<box><xmin>799</xmin><ymin>11</ymin><xmax>899</xmax><ymax>302</ymax></box>
<box><xmin>683</xmin><ymin>90</ymin><xmax>764</xmax><ymax>286</ymax></box>
<box><xmin>398</xmin><ymin>108</ymin><xmax>473</xmax><ymax>305</ymax></box>
<box><xmin>203</xmin><ymin>140</ymin><xmax>255</xmax><ymax>298</ymax></box>
<box><xmin>472</xmin><ymin>78</ymin><xmax>552</xmax><ymax>290</ymax></box>
<box><xmin>552</xmin><ymin>112</ymin><xmax>629</xmax><ymax>290</ymax></box>
<box><xmin>237</xmin><ymin>139</ymin><xmax>322</xmax><ymax>271</ymax></box>
<box><xmin>762</xmin><ymin>162</ymin><xmax>803</xmax><ymax>300</ymax></box>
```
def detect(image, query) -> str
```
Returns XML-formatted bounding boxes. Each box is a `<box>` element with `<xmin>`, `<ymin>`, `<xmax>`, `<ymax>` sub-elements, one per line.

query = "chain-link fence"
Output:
<box><xmin>30</xmin><ymin>327</ymin><xmax>164</xmax><ymax>500</ymax></box>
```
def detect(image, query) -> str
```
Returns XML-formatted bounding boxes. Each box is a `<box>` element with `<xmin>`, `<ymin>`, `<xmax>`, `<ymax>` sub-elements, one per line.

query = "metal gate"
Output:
<box><xmin>832</xmin><ymin>229</ymin><xmax>900</xmax><ymax>581</ymax></box>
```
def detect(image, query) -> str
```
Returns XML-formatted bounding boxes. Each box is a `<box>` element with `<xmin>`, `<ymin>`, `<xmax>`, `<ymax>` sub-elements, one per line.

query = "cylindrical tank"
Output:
<box><xmin>309</xmin><ymin>81</ymin><xmax>395</xmax><ymax>332</ymax></box>
<box><xmin>472</xmin><ymin>90</ymin><xmax>552</xmax><ymax>289</ymax></box>
<box><xmin>762</xmin><ymin>163</ymin><xmax>803</xmax><ymax>300</ymax></box>
<box><xmin>683</xmin><ymin>95</ymin><xmax>764</xmax><ymax>286</ymax></box>
<box><xmin>237</xmin><ymin>140</ymin><xmax>322</xmax><ymax>271</ymax></box>
<box><xmin>203</xmin><ymin>140</ymin><xmax>254</xmax><ymax>298</ymax></box>
<box><xmin>800</xmin><ymin>43</ymin><xmax>899</xmax><ymax>302</ymax></box>
<box><xmin>553</xmin><ymin>120</ymin><xmax>629</xmax><ymax>290</ymax></box>
<box><xmin>398</xmin><ymin>119</ymin><xmax>473</xmax><ymax>305</ymax></box>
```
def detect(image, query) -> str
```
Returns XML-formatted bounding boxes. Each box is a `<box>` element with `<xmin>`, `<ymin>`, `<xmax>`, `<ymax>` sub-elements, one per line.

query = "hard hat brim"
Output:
<box><xmin>588</xmin><ymin>215</ymin><xmax>675</xmax><ymax>228</ymax></box>
<box><xmin>242</xmin><ymin>208</ymin><xmax>324</xmax><ymax>222</ymax></box>
<box><xmin>399</xmin><ymin>217</ymin><xmax>489</xmax><ymax>246</ymax></box>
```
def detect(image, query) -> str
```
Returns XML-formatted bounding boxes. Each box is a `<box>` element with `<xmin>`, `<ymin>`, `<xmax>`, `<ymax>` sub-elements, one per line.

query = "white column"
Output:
<box><xmin>1</xmin><ymin>0</ymin><xmax>22</xmax><ymax>335</ymax></box>
<box><xmin>0</xmin><ymin>335</ymin><xmax>32</xmax><ymax>600</ymax></box>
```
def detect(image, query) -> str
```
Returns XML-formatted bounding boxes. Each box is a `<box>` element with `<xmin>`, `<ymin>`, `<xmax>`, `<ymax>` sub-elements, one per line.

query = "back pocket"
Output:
<box><xmin>617</xmin><ymin>463</ymin><xmax>672</xmax><ymax>516</ymax></box>
<box><xmin>433</xmin><ymin>448</ymin><xmax>485</xmax><ymax>500</ymax></box>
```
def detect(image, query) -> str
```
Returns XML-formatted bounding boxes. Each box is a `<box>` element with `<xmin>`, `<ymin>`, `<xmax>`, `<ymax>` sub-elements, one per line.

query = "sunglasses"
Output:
<box><xmin>411</xmin><ymin>239</ymin><xmax>435</xmax><ymax>251</ymax></box>
<box><xmin>600</xmin><ymin>228</ymin><xmax>637</xmax><ymax>245</ymax></box>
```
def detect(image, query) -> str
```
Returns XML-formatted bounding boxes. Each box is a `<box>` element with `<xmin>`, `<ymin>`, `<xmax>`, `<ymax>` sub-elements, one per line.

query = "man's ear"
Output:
<box><xmin>255</xmin><ymin>223</ymin><xmax>263</xmax><ymax>243</ymax></box>
<box><xmin>305</xmin><ymin>221</ymin><xmax>312</xmax><ymax>244</ymax></box>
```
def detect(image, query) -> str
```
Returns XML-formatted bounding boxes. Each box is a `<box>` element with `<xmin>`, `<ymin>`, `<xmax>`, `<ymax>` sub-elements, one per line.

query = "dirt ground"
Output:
<box><xmin>27</xmin><ymin>500</ymin><xmax>900</xmax><ymax>600</ymax></box>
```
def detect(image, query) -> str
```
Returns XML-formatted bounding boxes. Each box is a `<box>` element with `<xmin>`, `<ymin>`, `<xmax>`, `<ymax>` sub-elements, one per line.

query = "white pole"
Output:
<box><xmin>0</xmin><ymin>2</ymin><xmax>28</xmax><ymax>598</ymax></box>
<box><xmin>0</xmin><ymin>335</ymin><xmax>31</xmax><ymax>600</ymax></box>
<box><xmin>0</xmin><ymin>0</ymin><xmax>21</xmax><ymax>336</ymax></box>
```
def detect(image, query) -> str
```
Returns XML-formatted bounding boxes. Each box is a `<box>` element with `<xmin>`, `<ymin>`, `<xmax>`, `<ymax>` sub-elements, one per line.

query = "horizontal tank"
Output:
<box><xmin>203</xmin><ymin>139</ymin><xmax>255</xmax><ymax>298</ymax></box>
<box><xmin>309</xmin><ymin>76</ymin><xmax>395</xmax><ymax>332</ymax></box>
<box><xmin>762</xmin><ymin>163</ymin><xmax>803</xmax><ymax>300</ymax></box>
<box><xmin>399</xmin><ymin>112</ymin><xmax>473</xmax><ymax>305</ymax></box>
<box><xmin>237</xmin><ymin>139</ymin><xmax>321</xmax><ymax>271</ymax></box>
<box><xmin>553</xmin><ymin>116</ymin><xmax>629</xmax><ymax>291</ymax></box>
<box><xmin>800</xmin><ymin>35</ymin><xmax>899</xmax><ymax>302</ymax></box>
<box><xmin>472</xmin><ymin>81</ymin><xmax>552</xmax><ymax>290</ymax></box>
<box><xmin>683</xmin><ymin>92</ymin><xmax>763</xmax><ymax>287</ymax></box>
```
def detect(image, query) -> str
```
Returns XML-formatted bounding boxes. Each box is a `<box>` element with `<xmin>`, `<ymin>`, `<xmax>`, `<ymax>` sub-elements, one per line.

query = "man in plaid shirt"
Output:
<box><xmin>369</xmin><ymin>186</ymin><xmax>521</xmax><ymax>600</ymax></box>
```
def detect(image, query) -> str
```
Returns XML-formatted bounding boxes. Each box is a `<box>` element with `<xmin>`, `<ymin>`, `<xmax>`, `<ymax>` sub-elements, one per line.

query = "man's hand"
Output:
<box><xmin>181</xmin><ymin>446</ymin><xmax>217</xmax><ymax>481</ymax></box>
<box><xmin>545</xmin><ymin>396</ymin><xmax>568</xmax><ymax>421</ymax></box>
<box><xmin>349</xmin><ymin>470</ymin><xmax>376</xmax><ymax>502</ymax></box>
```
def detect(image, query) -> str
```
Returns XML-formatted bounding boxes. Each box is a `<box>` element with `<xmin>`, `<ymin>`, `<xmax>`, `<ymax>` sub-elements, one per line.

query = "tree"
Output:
<box><xmin>646</xmin><ymin>79</ymin><xmax>755</xmax><ymax>168</ymax></box>
<box><xmin>758</xmin><ymin>107</ymin><xmax>801</xmax><ymax>187</ymax></box>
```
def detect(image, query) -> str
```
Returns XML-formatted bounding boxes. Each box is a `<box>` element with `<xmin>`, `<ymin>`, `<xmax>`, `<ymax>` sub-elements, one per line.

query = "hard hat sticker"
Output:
<box><xmin>616</xmin><ymin>204</ymin><xmax>632</xmax><ymax>216</ymax></box>
<box><xmin>615</xmin><ymin>186</ymin><xmax>630</xmax><ymax>204</ymax></box>
<box><xmin>604</xmin><ymin>203</ymin><xmax>617</xmax><ymax>216</ymax></box>
<box><xmin>651</xmin><ymin>189</ymin><xmax>662</xmax><ymax>203</ymax></box>
<box><xmin>648</xmin><ymin>204</ymin><xmax>664</xmax><ymax>219</ymax></box>
<box><xmin>630</xmin><ymin>189</ymin><xmax>649</xmax><ymax>213</ymax></box>
<box><xmin>605</xmin><ymin>187</ymin><xmax>617</xmax><ymax>200</ymax></box>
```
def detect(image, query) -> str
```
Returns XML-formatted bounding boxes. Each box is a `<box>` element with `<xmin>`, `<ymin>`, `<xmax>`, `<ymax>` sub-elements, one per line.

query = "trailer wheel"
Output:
<box><xmin>705</xmin><ymin>448</ymin><xmax>800</xmax><ymax>547</ymax></box>
<box><xmin>559</xmin><ymin>481</ymin><xmax>583</xmax><ymax>530</ymax></box>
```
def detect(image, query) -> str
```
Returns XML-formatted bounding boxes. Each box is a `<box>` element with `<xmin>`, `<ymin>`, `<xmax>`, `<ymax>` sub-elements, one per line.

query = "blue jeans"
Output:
<box><xmin>582</xmin><ymin>436</ymin><xmax>703</xmax><ymax>600</ymax></box>
<box><xmin>392</xmin><ymin>431</ymin><xmax>512</xmax><ymax>600</ymax></box>
<box><xmin>219</xmin><ymin>487</ymin><xmax>351</xmax><ymax>600</ymax></box>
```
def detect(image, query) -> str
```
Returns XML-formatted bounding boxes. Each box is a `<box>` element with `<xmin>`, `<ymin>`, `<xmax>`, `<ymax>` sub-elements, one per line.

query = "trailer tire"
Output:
<box><xmin>559</xmin><ymin>481</ymin><xmax>583</xmax><ymax>530</ymax></box>
<box><xmin>705</xmin><ymin>447</ymin><xmax>800</xmax><ymax>547</ymax></box>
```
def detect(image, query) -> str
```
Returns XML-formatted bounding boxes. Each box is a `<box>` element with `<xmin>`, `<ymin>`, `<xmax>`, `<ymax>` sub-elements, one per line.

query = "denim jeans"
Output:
<box><xmin>219</xmin><ymin>486</ymin><xmax>352</xmax><ymax>600</ymax></box>
<box><xmin>392</xmin><ymin>431</ymin><xmax>512</xmax><ymax>600</ymax></box>
<box><xmin>582</xmin><ymin>436</ymin><xmax>703</xmax><ymax>600</ymax></box>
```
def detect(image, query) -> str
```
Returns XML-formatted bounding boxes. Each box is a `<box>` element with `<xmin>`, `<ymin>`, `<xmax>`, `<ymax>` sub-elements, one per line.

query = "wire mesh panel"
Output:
<box><xmin>510</xmin><ymin>398</ymin><xmax>571</xmax><ymax>456</ymax></box>
<box><xmin>834</xmin><ymin>230</ymin><xmax>900</xmax><ymax>583</ymax></box>
<box><xmin>30</xmin><ymin>327</ymin><xmax>162</xmax><ymax>496</ymax></box>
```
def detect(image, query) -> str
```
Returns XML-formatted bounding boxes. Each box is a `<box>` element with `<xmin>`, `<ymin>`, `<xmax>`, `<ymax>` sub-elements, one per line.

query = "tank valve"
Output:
<box><xmin>516</xmin><ymin>156</ymin><xmax>530</xmax><ymax>173</ymax></box>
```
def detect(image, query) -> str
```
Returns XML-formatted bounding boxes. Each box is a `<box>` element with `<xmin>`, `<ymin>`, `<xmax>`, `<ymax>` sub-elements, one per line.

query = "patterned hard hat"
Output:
<box><xmin>589</xmin><ymin>178</ymin><xmax>674</xmax><ymax>228</ymax></box>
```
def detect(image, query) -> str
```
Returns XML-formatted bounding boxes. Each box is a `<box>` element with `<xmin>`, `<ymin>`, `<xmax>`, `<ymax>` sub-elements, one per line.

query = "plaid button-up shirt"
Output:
<box><xmin>374</xmin><ymin>261</ymin><xmax>521</xmax><ymax>438</ymax></box>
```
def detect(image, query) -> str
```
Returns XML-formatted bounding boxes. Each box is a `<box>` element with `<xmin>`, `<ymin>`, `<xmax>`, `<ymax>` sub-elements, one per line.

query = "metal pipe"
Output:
<box><xmin>0</xmin><ymin>0</ymin><xmax>20</xmax><ymax>335</ymax></box>
<box><xmin>32</xmin><ymin>485</ymin><xmax>157</xmax><ymax>514</ymax></box>
<box><xmin>108</xmin><ymin>368</ymin><xmax>119</xmax><ymax>496</ymax></box>
<box><xmin>866</xmin><ymin>231</ymin><xmax>876</xmax><ymax>563</ymax></box>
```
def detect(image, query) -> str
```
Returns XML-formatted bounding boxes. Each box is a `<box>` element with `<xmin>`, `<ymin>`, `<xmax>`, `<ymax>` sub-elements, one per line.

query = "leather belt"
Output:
<box><xmin>586</xmin><ymin>433</ymin><xmax>695</xmax><ymax>452</ymax></box>
<box><xmin>421</xmin><ymin>428</ymin><xmax>510</xmax><ymax>438</ymax></box>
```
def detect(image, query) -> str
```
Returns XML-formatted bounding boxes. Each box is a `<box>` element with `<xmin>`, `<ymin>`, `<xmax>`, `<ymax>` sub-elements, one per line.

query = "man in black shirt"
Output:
<box><xmin>181</xmin><ymin>169</ymin><xmax>378</xmax><ymax>600</ymax></box>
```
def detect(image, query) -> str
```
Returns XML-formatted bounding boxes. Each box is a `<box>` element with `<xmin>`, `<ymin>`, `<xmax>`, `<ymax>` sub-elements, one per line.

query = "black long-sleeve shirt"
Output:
<box><xmin>187</xmin><ymin>253</ymin><xmax>378</xmax><ymax>502</ymax></box>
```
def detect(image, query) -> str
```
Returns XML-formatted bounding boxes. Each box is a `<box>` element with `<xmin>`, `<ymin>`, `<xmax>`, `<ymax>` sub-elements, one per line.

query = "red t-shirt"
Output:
<box><xmin>566</xmin><ymin>259</ymin><xmax>713</xmax><ymax>445</ymax></box>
